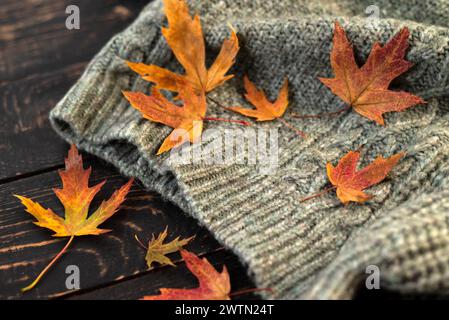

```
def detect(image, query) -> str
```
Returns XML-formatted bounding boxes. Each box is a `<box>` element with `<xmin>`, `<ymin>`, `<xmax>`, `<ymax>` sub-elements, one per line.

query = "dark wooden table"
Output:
<box><xmin>0</xmin><ymin>0</ymin><xmax>256</xmax><ymax>300</ymax></box>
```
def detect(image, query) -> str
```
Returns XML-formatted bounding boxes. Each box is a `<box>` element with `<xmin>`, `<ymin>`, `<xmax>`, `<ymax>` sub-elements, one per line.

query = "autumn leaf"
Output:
<box><xmin>301</xmin><ymin>150</ymin><xmax>404</xmax><ymax>204</ymax></box>
<box><xmin>228</xmin><ymin>76</ymin><xmax>289</xmax><ymax>121</ymax></box>
<box><xmin>318</xmin><ymin>22</ymin><xmax>424</xmax><ymax>125</ymax></box>
<box><xmin>327</xmin><ymin>150</ymin><xmax>404</xmax><ymax>204</ymax></box>
<box><xmin>123</xmin><ymin>0</ymin><xmax>245</xmax><ymax>155</ymax></box>
<box><xmin>139</xmin><ymin>227</ymin><xmax>194</xmax><ymax>270</ymax></box>
<box><xmin>15</xmin><ymin>144</ymin><xmax>133</xmax><ymax>292</ymax></box>
<box><xmin>143</xmin><ymin>250</ymin><xmax>231</xmax><ymax>300</ymax></box>
<box><xmin>123</xmin><ymin>81</ymin><xmax>207</xmax><ymax>154</ymax></box>
<box><xmin>127</xmin><ymin>0</ymin><xmax>239</xmax><ymax>94</ymax></box>
<box><xmin>228</xmin><ymin>76</ymin><xmax>306</xmax><ymax>137</ymax></box>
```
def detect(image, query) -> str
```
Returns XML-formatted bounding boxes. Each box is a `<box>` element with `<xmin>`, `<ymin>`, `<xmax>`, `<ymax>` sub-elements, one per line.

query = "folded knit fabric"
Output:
<box><xmin>50</xmin><ymin>0</ymin><xmax>449</xmax><ymax>299</ymax></box>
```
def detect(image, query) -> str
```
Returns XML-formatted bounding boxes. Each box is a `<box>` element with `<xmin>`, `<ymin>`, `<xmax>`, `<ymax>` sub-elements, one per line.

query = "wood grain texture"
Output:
<box><xmin>0</xmin><ymin>0</ymin><xmax>148</xmax><ymax>180</ymax></box>
<box><xmin>0</xmin><ymin>63</ymin><xmax>84</xmax><ymax>181</ymax></box>
<box><xmin>66</xmin><ymin>250</ymin><xmax>259</xmax><ymax>300</ymax></box>
<box><xmin>0</xmin><ymin>156</ymin><xmax>225</xmax><ymax>299</ymax></box>
<box><xmin>0</xmin><ymin>0</ymin><xmax>147</xmax><ymax>81</ymax></box>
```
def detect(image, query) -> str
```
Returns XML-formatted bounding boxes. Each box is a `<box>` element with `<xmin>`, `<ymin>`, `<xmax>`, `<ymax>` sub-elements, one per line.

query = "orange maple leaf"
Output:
<box><xmin>127</xmin><ymin>0</ymin><xmax>239</xmax><ymax>94</ymax></box>
<box><xmin>15</xmin><ymin>144</ymin><xmax>133</xmax><ymax>292</ymax></box>
<box><xmin>143</xmin><ymin>250</ymin><xmax>231</xmax><ymax>300</ymax></box>
<box><xmin>319</xmin><ymin>22</ymin><xmax>424</xmax><ymax>125</ymax></box>
<box><xmin>123</xmin><ymin>81</ymin><xmax>207</xmax><ymax>155</ymax></box>
<box><xmin>228</xmin><ymin>76</ymin><xmax>289</xmax><ymax>121</ymax></box>
<box><xmin>228</xmin><ymin>76</ymin><xmax>306</xmax><ymax>137</ymax></box>
<box><xmin>326</xmin><ymin>150</ymin><xmax>404</xmax><ymax>204</ymax></box>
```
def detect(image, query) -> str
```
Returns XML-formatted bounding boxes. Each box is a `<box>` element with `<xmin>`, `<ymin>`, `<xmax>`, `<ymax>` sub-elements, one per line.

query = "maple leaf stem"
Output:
<box><xmin>205</xmin><ymin>96</ymin><xmax>251</xmax><ymax>126</ymax></box>
<box><xmin>202</xmin><ymin>117</ymin><xmax>251</xmax><ymax>126</ymax></box>
<box><xmin>21</xmin><ymin>235</ymin><xmax>75</xmax><ymax>293</ymax></box>
<box><xmin>229</xmin><ymin>287</ymin><xmax>274</xmax><ymax>297</ymax></box>
<box><xmin>134</xmin><ymin>234</ymin><xmax>148</xmax><ymax>250</ymax></box>
<box><xmin>207</xmin><ymin>95</ymin><xmax>227</xmax><ymax>110</ymax></box>
<box><xmin>277</xmin><ymin>117</ymin><xmax>307</xmax><ymax>138</ymax></box>
<box><xmin>292</xmin><ymin>105</ymin><xmax>351</xmax><ymax>119</ymax></box>
<box><xmin>299</xmin><ymin>186</ymin><xmax>337</xmax><ymax>203</ymax></box>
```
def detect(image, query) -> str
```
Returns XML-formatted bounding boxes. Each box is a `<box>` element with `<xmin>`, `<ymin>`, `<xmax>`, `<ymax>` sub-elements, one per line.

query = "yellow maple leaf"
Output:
<box><xmin>139</xmin><ymin>227</ymin><xmax>194</xmax><ymax>269</ymax></box>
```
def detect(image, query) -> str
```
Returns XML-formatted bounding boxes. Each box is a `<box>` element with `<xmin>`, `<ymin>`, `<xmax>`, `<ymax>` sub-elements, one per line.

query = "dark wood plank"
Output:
<box><xmin>0</xmin><ymin>154</ymin><xmax>227</xmax><ymax>299</ymax></box>
<box><xmin>0</xmin><ymin>63</ymin><xmax>84</xmax><ymax>181</ymax></box>
<box><xmin>0</xmin><ymin>0</ymin><xmax>148</xmax><ymax>81</ymax></box>
<box><xmin>0</xmin><ymin>0</ymin><xmax>148</xmax><ymax>180</ymax></box>
<box><xmin>65</xmin><ymin>250</ymin><xmax>259</xmax><ymax>300</ymax></box>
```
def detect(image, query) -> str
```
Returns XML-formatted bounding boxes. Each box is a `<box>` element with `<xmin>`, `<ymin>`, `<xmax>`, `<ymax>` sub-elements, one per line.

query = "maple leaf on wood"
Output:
<box><xmin>140</xmin><ymin>227</ymin><xmax>194</xmax><ymax>270</ymax></box>
<box><xmin>318</xmin><ymin>22</ymin><xmax>424</xmax><ymax>125</ymax></box>
<box><xmin>127</xmin><ymin>0</ymin><xmax>239</xmax><ymax>94</ymax></box>
<box><xmin>143</xmin><ymin>250</ymin><xmax>231</xmax><ymax>300</ymax></box>
<box><xmin>15</xmin><ymin>145</ymin><xmax>133</xmax><ymax>292</ymax></box>
<box><xmin>123</xmin><ymin>81</ymin><xmax>207</xmax><ymax>154</ymax></box>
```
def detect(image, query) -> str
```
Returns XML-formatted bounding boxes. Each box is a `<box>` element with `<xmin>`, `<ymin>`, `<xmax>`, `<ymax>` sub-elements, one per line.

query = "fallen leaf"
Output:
<box><xmin>319</xmin><ymin>22</ymin><xmax>424</xmax><ymax>125</ymax></box>
<box><xmin>15</xmin><ymin>144</ymin><xmax>133</xmax><ymax>291</ymax></box>
<box><xmin>127</xmin><ymin>0</ymin><xmax>239</xmax><ymax>94</ymax></box>
<box><xmin>143</xmin><ymin>250</ymin><xmax>230</xmax><ymax>300</ymax></box>
<box><xmin>228</xmin><ymin>76</ymin><xmax>289</xmax><ymax>121</ymax></box>
<box><xmin>228</xmin><ymin>76</ymin><xmax>306</xmax><ymax>137</ymax></box>
<box><xmin>144</xmin><ymin>227</ymin><xmax>194</xmax><ymax>269</ymax></box>
<box><xmin>326</xmin><ymin>150</ymin><xmax>404</xmax><ymax>204</ymax></box>
<box><xmin>123</xmin><ymin>80</ymin><xmax>207</xmax><ymax>154</ymax></box>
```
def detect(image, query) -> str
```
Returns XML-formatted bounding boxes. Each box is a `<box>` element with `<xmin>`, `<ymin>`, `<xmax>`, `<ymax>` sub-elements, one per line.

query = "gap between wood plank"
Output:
<box><xmin>0</xmin><ymin>164</ymin><xmax>64</xmax><ymax>185</ymax></box>
<box><xmin>50</xmin><ymin>247</ymin><xmax>226</xmax><ymax>300</ymax></box>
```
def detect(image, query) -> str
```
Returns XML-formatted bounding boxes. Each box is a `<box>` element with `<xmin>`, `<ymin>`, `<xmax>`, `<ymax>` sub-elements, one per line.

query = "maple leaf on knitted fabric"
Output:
<box><xmin>15</xmin><ymin>145</ymin><xmax>133</xmax><ymax>292</ymax></box>
<box><xmin>126</xmin><ymin>0</ymin><xmax>239</xmax><ymax>94</ymax></box>
<box><xmin>301</xmin><ymin>150</ymin><xmax>404</xmax><ymax>204</ymax></box>
<box><xmin>123</xmin><ymin>80</ymin><xmax>207</xmax><ymax>154</ymax></box>
<box><xmin>317</xmin><ymin>22</ymin><xmax>424</xmax><ymax>125</ymax></box>
<box><xmin>228</xmin><ymin>76</ymin><xmax>289</xmax><ymax>121</ymax></box>
<box><xmin>228</xmin><ymin>76</ymin><xmax>306</xmax><ymax>137</ymax></box>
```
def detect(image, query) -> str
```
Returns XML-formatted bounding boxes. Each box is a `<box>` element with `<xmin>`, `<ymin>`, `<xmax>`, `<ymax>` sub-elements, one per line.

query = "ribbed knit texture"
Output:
<box><xmin>50</xmin><ymin>0</ymin><xmax>449</xmax><ymax>299</ymax></box>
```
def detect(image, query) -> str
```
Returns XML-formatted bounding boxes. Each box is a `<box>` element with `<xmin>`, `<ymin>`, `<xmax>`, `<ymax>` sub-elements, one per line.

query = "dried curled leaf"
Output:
<box><xmin>16</xmin><ymin>145</ymin><xmax>134</xmax><ymax>237</ymax></box>
<box><xmin>123</xmin><ymin>81</ymin><xmax>207</xmax><ymax>154</ymax></box>
<box><xmin>144</xmin><ymin>227</ymin><xmax>194</xmax><ymax>269</ymax></box>
<box><xmin>327</xmin><ymin>150</ymin><xmax>404</xmax><ymax>204</ymax></box>
<box><xmin>319</xmin><ymin>22</ymin><xmax>424</xmax><ymax>125</ymax></box>
<box><xmin>228</xmin><ymin>76</ymin><xmax>289</xmax><ymax>121</ymax></box>
<box><xmin>127</xmin><ymin>0</ymin><xmax>239</xmax><ymax>94</ymax></box>
<box><xmin>143</xmin><ymin>250</ymin><xmax>231</xmax><ymax>300</ymax></box>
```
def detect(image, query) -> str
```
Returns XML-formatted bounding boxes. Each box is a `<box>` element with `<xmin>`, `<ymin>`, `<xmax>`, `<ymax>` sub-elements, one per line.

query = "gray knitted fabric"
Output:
<box><xmin>50</xmin><ymin>0</ymin><xmax>449</xmax><ymax>299</ymax></box>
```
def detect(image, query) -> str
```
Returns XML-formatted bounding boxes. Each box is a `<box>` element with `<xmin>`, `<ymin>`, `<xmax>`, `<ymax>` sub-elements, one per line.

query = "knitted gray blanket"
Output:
<box><xmin>50</xmin><ymin>0</ymin><xmax>449</xmax><ymax>299</ymax></box>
